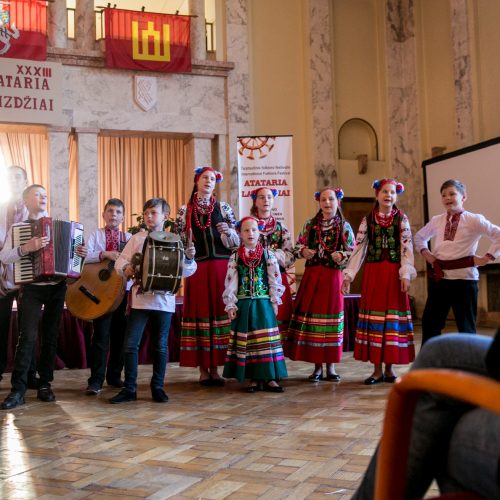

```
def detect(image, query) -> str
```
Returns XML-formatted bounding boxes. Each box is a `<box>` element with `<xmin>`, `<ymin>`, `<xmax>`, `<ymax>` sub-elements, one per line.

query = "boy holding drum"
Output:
<box><xmin>110</xmin><ymin>198</ymin><xmax>196</xmax><ymax>404</ymax></box>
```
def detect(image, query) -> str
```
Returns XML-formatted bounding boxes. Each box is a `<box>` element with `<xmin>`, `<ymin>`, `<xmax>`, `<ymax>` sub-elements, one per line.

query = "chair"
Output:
<box><xmin>374</xmin><ymin>369</ymin><xmax>500</xmax><ymax>500</ymax></box>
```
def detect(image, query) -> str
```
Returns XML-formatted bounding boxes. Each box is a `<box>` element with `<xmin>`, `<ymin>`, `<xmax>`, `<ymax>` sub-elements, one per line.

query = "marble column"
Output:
<box><xmin>48</xmin><ymin>129</ymin><xmax>70</xmax><ymax>220</ymax></box>
<box><xmin>47</xmin><ymin>0</ymin><xmax>67</xmax><ymax>49</ymax></box>
<box><xmin>307</xmin><ymin>0</ymin><xmax>337</xmax><ymax>190</ymax></box>
<box><xmin>450</xmin><ymin>0</ymin><xmax>475</xmax><ymax>147</ymax></box>
<box><xmin>189</xmin><ymin>0</ymin><xmax>207</xmax><ymax>61</ymax></box>
<box><xmin>75</xmin><ymin>0</ymin><xmax>96</xmax><ymax>51</ymax></box>
<box><xmin>384</xmin><ymin>0</ymin><xmax>425</xmax><ymax>313</ymax></box>
<box><xmin>225</xmin><ymin>0</ymin><xmax>251</xmax><ymax>216</ymax></box>
<box><xmin>77</xmin><ymin>130</ymin><xmax>99</xmax><ymax>236</ymax></box>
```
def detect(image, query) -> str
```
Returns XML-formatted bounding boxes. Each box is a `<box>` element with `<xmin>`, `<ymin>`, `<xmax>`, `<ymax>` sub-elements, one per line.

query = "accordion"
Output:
<box><xmin>12</xmin><ymin>217</ymin><xmax>84</xmax><ymax>284</ymax></box>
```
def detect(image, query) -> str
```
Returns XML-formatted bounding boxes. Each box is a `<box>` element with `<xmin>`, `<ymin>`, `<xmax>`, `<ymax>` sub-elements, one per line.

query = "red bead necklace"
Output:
<box><xmin>316</xmin><ymin>214</ymin><xmax>341</xmax><ymax>253</ymax></box>
<box><xmin>193</xmin><ymin>196</ymin><xmax>216</xmax><ymax>230</ymax></box>
<box><xmin>238</xmin><ymin>242</ymin><xmax>264</xmax><ymax>269</ymax></box>
<box><xmin>374</xmin><ymin>208</ymin><xmax>398</xmax><ymax>228</ymax></box>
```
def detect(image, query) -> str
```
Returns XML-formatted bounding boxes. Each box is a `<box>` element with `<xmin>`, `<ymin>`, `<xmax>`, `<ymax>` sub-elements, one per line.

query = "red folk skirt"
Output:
<box><xmin>286</xmin><ymin>265</ymin><xmax>344</xmax><ymax>363</ymax></box>
<box><xmin>179</xmin><ymin>259</ymin><xmax>231</xmax><ymax>368</ymax></box>
<box><xmin>354</xmin><ymin>261</ymin><xmax>415</xmax><ymax>365</ymax></box>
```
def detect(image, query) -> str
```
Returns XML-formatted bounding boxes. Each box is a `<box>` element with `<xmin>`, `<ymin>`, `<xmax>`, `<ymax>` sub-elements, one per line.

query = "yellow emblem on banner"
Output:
<box><xmin>131</xmin><ymin>21</ymin><xmax>170</xmax><ymax>61</ymax></box>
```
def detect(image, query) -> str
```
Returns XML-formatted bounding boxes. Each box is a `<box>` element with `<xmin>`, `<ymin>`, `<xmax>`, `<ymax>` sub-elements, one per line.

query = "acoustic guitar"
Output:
<box><xmin>66</xmin><ymin>259</ymin><xmax>126</xmax><ymax>321</ymax></box>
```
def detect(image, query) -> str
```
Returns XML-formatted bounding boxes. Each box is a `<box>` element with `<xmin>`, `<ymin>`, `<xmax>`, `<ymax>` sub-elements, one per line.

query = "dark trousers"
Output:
<box><xmin>0</xmin><ymin>290</ymin><xmax>36</xmax><ymax>379</ymax></box>
<box><xmin>123</xmin><ymin>308</ymin><xmax>172</xmax><ymax>393</ymax></box>
<box><xmin>87</xmin><ymin>293</ymin><xmax>127</xmax><ymax>387</ymax></box>
<box><xmin>421</xmin><ymin>279</ymin><xmax>478</xmax><ymax>345</ymax></box>
<box><xmin>11</xmin><ymin>282</ymin><xmax>66</xmax><ymax>394</ymax></box>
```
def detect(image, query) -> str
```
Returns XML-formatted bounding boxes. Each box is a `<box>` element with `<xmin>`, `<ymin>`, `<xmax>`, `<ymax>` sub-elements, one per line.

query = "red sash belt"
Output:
<box><xmin>431</xmin><ymin>255</ymin><xmax>475</xmax><ymax>281</ymax></box>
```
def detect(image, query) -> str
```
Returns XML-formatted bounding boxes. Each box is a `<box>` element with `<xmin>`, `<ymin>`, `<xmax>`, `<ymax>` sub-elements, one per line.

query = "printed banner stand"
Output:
<box><xmin>237</xmin><ymin>136</ymin><xmax>295</xmax><ymax>291</ymax></box>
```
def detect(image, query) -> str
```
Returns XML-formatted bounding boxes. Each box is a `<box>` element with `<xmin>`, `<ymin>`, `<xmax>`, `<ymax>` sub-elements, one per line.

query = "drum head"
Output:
<box><xmin>149</xmin><ymin>231</ymin><xmax>182</xmax><ymax>245</ymax></box>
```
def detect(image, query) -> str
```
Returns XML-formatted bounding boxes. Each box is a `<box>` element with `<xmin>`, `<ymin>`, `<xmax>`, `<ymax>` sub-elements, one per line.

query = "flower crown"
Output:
<box><xmin>250</xmin><ymin>188</ymin><xmax>278</xmax><ymax>201</ymax></box>
<box><xmin>194</xmin><ymin>166</ymin><xmax>223</xmax><ymax>183</ymax></box>
<box><xmin>314</xmin><ymin>187</ymin><xmax>344</xmax><ymax>202</ymax></box>
<box><xmin>372</xmin><ymin>179</ymin><xmax>404</xmax><ymax>194</ymax></box>
<box><xmin>235</xmin><ymin>216</ymin><xmax>265</xmax><ymax>232</ymax></box>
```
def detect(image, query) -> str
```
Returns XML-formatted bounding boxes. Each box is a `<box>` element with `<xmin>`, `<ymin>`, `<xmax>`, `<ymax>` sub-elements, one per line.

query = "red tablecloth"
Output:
<box><xmin>5</xmin><ymin>295</ymin><xmax>359</xmax><ymax>370</ymax></box>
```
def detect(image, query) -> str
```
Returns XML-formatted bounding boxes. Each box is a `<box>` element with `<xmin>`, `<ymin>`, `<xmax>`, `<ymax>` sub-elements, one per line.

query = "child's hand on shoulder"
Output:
<box><xmin>227</xmin><ymin>307</ymin><xmax>237</xmax><ymax>320</ymax></box>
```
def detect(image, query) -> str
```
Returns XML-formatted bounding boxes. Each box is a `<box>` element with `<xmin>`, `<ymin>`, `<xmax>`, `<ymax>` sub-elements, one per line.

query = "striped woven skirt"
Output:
<box><xmin>223</xmin><ymin>298</ymin><xmax>288</xmax><ymax>383</ymax></box>
<box><xmin>179</xmin><ymin>259</ymin><xmax>231</xmax><ymax>368</ymax></box>
<box><xmin>286</xmin><ymin>265</ymin><xmax>344</xmax><ymax>363</ymax></box>
<box><xmin>354</xmin><ymin>261</ymin><xmax>415</xmax><ymax>365</ymax></box>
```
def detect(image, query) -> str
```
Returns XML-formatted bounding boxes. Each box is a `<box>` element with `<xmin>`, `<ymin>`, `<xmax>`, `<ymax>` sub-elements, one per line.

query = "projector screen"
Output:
<box><xmin>422</xmin><ymin>137</ymin><xmax>500</xmax><ymax>261</ymax></box>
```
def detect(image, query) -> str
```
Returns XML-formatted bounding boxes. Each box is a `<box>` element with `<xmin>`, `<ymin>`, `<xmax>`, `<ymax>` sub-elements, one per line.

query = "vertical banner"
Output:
<box><xmin>237</xmin><ymin>136</ymin><xmax>295</xmax><ymax>290</ymax></box>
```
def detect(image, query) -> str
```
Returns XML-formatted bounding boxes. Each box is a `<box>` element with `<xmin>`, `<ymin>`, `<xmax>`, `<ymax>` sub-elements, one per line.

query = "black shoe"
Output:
<box><xmin>109</xmin><ymin>389</ymin><xmax>137</xmax><ymax>404</ymax></box>
<box><xmin>364</xmin><ymin>376</ymin><xmax>384</xmax><ymax>385</ymax></box>
<box><xmin>326</xmin><ymin>373</ymin><xmax>341</xmax><ymax>381</ymax></box>
<box><xmin>27</xmin><ymin>376</ymin><xmax>40</xmax><ymax>390</ymax></box>
<box><xmin>151</xmin><ymin>388</ymin><xmax>169</xmax><ymax>403</ymax></box>
<box><xmin>37</xmin><ymin>385</ymin><xmax>56</xmax><ymax>402</ymax></box>
<box><xmin>307</xmin><ymin>372</ymin><xmax>323</xmax><ymax>382</ymax></box>
<box><xmin>1</xmin><ymin>391</ymin><xmax>25</xmax><ymax>410</ymax></box>
<box><xmin>106</xmin><ymin>378</ymin><xmax>124</xmax><ymax>388</ymax></box>
<box><xmin>210</xmin><ymin>377</ymin><xmax>225</xmax><ymax>387</ymax></box>
<box><xmin>383</xmin><ymin>375</ymin><xmax>397</xmax><ymax>383</ymax></box>
<box><xmin>86</xmin><ymin>383</ymin><xmax>102</xmax><ymax>395</ymax></box>
<box><xmin>263</xmin><ymin>381</ymin><xmax>284</xmax><ymax>393</ymax></box>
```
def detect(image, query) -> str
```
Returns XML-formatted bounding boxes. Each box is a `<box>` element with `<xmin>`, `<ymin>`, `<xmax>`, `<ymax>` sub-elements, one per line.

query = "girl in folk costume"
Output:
<box><xmin>287</xmin><ymin>187</ymin><xmax>355</xmax><ymax>381</ymax></box>
<box><xmin>342</xmin><ymin>179</ymin><xmax>416</xmax><ymax>385</ymax></box>
<box><xmin>222</xmin><ymin>217</ymin><xmax>287</xmax><ymax>393</ymax></box>
<box><xmin>175</xmin><ymin>167</ymin><xmax>239</xmax><ymax>386</ymax></box>
<box><xmin>250</xmin><ymin>188</ymin><xmax>295</xmax><ymax>348</ymax></box>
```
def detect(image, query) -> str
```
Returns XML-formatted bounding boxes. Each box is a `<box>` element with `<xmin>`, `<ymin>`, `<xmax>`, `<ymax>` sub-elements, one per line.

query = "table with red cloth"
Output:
<box><xmin>4</xmin><ymin>295</ymin><xmax>360</xmax><ymax>371</ymax></box>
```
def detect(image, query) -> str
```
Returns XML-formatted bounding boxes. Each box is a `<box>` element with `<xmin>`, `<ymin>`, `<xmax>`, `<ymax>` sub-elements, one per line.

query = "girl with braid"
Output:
<box><xmin>342</xmin><ymin>179</ymin><xmax>416</xmax><ymax>384</ymax></box>
<box><xmin>287</xmin><ymin>187</ymin><xmax>355</xmax><ymax>382</ymax></box>
<box><xmin>175</xmin><ymin>167</ymin><xmax>239</xmax><ymax>386</ymax></box>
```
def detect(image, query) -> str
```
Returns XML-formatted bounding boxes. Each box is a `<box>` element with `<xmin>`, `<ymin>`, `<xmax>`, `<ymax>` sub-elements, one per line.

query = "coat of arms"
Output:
<box><xmin>134</xmin><ymin>75</ymin><xmax>157</xmax><ymax>112</ymax></box>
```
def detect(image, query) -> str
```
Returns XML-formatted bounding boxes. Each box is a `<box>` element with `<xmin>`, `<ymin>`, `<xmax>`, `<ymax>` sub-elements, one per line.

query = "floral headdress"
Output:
<box><xmin>235</xmin><ymin>216</ymin><xmax>265</xmax><ymax>232</ymax></box>
<box><xmin>372</xmin><ymin>178</ymin><xmax>404</xmax><ymax>194</ymax></box>
<box><xmin>194</xmin><ymin>166</ymin><xmax>223</xmax><ymax>184</ymax></box>
<box><xmin>250</xmin><ymin>187</ymin><xmax>278</xmax><ymax>201</ymax></box>
<box><xmin>314</xmin><ymin>187</ymin><xmax>344</xmax><ymax>202</ymax></box>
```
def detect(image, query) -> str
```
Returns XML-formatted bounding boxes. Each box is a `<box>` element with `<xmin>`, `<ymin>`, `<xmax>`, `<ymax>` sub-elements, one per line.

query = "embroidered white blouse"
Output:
<box><xmin>222</xmin><ymin>249</ymin><xmax>285</xmax><ymax>312</ymax></box>
<box><xmin>343</xmin><ymin>212</ymin><xmax>416</xmax><ymax>282</ymax></box>
<box><xmin>415</xmin><ymin>211</ymin><xmax>500</xmax><ymax>280</ymax></box>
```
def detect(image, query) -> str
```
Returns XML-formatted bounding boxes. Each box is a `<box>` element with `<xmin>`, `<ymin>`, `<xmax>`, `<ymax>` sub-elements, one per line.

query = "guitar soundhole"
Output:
<box><xmin>98</xmin><ymin>269</ymin><xmax>111</xmax><ymax>281</ymax></box>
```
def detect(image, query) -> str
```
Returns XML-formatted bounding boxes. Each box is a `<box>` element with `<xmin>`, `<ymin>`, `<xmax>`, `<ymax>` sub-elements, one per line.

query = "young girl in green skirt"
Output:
<box><xmin>222</xmin><ymin>217</ymin><xmax>287</xmax><ymax>393</ymax></box>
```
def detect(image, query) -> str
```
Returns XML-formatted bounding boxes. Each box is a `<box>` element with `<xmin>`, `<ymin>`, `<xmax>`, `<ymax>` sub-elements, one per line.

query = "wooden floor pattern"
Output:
<box><xmin>0</xmin><ymin>326</ymin><xmax>494</xmax><ymax>499</ymax></box>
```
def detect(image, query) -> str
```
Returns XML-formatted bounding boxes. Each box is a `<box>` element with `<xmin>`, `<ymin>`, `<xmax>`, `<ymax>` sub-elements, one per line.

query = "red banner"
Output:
<box><xmin>0</xmin><ymin>0</ymin><xmax>47</xmax><ymax>61</ymax></box>
<box><xmin>105</xmin><ymin>8</ymin><xmax>191</xmax><ymax>73</ymax></box>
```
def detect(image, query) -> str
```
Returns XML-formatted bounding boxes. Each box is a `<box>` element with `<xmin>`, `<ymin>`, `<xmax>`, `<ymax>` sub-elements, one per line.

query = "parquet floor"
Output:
<box><xmin>0</xmin><ymin>326</ymin><xmax>495</xmax><ymax>499</ymax></box>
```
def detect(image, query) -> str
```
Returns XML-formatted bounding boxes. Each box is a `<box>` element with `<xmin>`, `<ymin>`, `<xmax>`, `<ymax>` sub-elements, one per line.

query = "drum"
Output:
<box><xmin>140</xmin><ymin>231</ymin><xmax>184</xmax><ymax>294</ymax></box>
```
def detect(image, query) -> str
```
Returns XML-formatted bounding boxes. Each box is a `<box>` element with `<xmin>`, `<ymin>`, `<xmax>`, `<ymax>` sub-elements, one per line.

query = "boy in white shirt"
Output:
<box><xmin>84</xmin><ymin>198</ymin><xmax>131</xmax><ymax>394</ymax></box>
<box><xmin>110</xmin><ymin>198</ymin><xmax>196</xmax><ymax>404</ymax></box>
<box><xmin>0</xmin><ymin>185</ymin><xmax>86</xmax><ymax>409</ymax></box>
<box><xmin>415</xmin><ymin>179</ymin><xmax>500</xmax><ymax>344</ymax></box>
